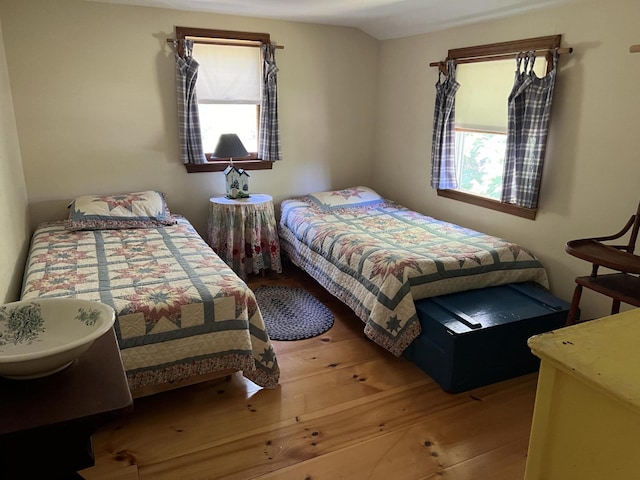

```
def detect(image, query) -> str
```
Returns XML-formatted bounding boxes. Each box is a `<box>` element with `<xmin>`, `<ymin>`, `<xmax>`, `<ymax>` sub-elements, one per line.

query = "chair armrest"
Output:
<box><xmin>566</xmin><ymin>239</ymin><xmax>640</xmax><ymax>274</ymax></box>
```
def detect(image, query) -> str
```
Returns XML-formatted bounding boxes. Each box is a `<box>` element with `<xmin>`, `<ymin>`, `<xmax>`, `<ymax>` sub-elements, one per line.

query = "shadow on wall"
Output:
<box><xmin>29</xmin><ymin>199</ymin><xmax>70</xmax><ymax>231</ymax></box>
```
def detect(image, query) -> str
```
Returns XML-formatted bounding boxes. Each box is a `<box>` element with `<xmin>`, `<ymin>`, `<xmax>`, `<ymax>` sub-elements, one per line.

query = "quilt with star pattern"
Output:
<box><xmin>21</xmin><ymin>216</ymin><xmax>279</xmax><ymax>390</ymax></box>
<box><xmin>279</xmin><ymin>187</ymin><xmax>549</xmax><ymax>356</ymax></box>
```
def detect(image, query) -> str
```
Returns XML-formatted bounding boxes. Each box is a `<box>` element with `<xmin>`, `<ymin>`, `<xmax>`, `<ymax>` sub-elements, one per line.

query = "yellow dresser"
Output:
<box><xmin>525</xmin><ymin>309</ymin><xmax>640</xmax><ymax>479</ymax></box>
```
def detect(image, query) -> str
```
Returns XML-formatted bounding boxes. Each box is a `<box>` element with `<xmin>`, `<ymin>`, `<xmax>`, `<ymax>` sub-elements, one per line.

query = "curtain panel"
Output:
<box><xmin>174</xmin><ymin>40</ymin><xmax>206</xmax><ymax>165</ymax></box>
<box><xmin>431</xmin><ymin>59</ymin><xmax>460</xmax><ymax>189</ymax></box>
<box><xmin>258</xmin><ymin>43</ymin><xmax>282</xmax><ymax>162</ymax></box>
<box><xmin>501</xmin><ymin>51</ymin><xmax>558</xmax><ymax>208</ymax></box>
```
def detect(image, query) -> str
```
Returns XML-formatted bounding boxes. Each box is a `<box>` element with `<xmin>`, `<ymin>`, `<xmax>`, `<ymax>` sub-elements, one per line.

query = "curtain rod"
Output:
<box><xmin>429</xmin><ymin>47</ymin><xmax>572</xmax><ymax>71</ymax></box>
<box><xmin>166</xmin><ymin>38</ymin><xmax>284</xmax><ymax>49</ymax></box>
<box><xmin>631</xmin><ymin>45</ymin><xmax>640</xmax><ymax>53</ymax></box>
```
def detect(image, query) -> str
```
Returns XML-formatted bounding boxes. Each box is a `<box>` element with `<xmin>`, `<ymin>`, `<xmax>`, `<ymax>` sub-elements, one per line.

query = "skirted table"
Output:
<box><xmin>208</xmin><ymin>194</ymin><xmax>282</xmax><ymax>278</ymax></box>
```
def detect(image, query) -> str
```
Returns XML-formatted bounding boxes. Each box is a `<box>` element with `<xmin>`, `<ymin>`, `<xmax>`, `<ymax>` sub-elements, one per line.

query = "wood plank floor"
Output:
<box><xmin>81</xmin><ymin>263</ymin><xmax>539</xmax><ymax>480</ymax></box>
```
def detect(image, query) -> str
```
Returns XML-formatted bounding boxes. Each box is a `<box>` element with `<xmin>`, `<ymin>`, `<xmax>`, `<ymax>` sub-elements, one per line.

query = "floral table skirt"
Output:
<box><xmin>207</xmin><ymin>194</ymin><xmax>282</xmax><ymax>278</ymax></box>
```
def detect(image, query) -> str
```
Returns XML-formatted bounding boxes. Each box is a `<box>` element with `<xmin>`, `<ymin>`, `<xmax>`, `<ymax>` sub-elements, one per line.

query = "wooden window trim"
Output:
<box><xmin>176</xmin><ymin>26</ymin><xmax>273</xmax><ymax>173</ymax></box>
<box><xmin>447</xmin><ymin>35</ymin><xmax>562</xmax><ymax>74</ymax></box>
<box><xmin>175</xmin><ymin>26</ymin><xmax>271</xmax><ymax>58</ymax></box>
<box><xmin>186</xmin><ymin>160</ymin><xmax>273</xmax><ymax>173</ymax></box>
<box><xmin>437</xmin><ymin>189</ymin><xmax>537</xmax><ymax>220</ymax></box>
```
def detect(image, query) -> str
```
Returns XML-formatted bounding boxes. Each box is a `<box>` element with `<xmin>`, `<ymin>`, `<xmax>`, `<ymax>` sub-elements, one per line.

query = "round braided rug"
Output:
<box><xmin>254</xmin><ymin>286</ymin><xmax>334</xmax><ymax>341</ymax></box>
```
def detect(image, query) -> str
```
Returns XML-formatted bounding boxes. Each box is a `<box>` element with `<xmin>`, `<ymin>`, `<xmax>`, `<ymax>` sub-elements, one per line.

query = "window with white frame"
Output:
<box><xmin>453</xmin><ymin>58</ymin><xmax>547</xmax><ymax>202</ymax></box>
<box><xmin>194</xmin><ymin>42</ymin><xmax>261</xmax><ymax>156</ymax></box>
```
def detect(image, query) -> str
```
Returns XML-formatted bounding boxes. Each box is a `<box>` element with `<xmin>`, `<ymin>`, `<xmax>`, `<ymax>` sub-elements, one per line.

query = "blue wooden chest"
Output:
<box><xmin>404</xmin><ymin>282</ymin><xmax>570</xmax><ymax>393</ymax></box>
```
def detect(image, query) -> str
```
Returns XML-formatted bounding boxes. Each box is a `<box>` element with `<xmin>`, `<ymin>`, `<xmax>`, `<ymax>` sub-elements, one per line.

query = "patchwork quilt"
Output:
<box><xmin>21</xmin><ymin>217</ymin><xmax>279</xmax><ymax>390</ymax></box>
<box><xmin>279</xmin><ymin>187</ymin><xmax>549</xmax><ymax>356</ymax></box>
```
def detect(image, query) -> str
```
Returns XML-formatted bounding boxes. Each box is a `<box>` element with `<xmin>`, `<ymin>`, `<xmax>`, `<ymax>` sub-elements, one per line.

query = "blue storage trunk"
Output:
<box><xmin>404</xmin><ymin>282</ymin><xmax>570</xmax><ymax>393</ymax></box>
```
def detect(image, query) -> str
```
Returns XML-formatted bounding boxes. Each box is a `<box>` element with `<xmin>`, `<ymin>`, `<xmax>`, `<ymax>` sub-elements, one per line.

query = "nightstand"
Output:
<box><xmin>207</xmin><ymin>194</ymin><xmax>282</xmax><ymax>278</ymax></box>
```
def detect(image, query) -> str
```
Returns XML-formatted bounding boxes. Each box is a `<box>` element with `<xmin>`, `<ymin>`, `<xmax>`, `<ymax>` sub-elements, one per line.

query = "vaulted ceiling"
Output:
<box><xmin>87</xmin><ymin>0</ymin><xmax>580</xmax><ymax>40</ymax></box>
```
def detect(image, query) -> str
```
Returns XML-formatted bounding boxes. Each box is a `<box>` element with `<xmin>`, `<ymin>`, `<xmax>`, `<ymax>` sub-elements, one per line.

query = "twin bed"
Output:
<box><xmin>279</xmin><ymin>186</ymin><xmax>549</xmax><ymax>356</ymax></box>
<box><xmin>20</xmin><ymin>186</ymin><xmax>549</xmax><ymax>395</ymax></box>
<box><xmin>20</xmin><ymin>191</ymin><xmax>279</xmax><ymax>396</ymax></box>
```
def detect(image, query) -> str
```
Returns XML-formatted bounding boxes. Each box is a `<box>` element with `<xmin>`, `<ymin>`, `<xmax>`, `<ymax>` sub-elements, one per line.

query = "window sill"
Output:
<box><xmin>185</xmin><ymin>160</ymin><xmax>273</xmax><ymax>173</ymax></box>
<box><xmin>436</xmin><ymin>189</ymin><xmax>537</xmax><ymax>220</ymax></box>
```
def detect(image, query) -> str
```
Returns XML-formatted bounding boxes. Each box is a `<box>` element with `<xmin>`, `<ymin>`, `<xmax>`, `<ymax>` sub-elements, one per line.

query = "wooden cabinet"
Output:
<box><xmin>525</xmin><ymin>309</ymin><xmax>640</xmax><ymax>479</ymax></box>
<box><xmin>0</xmin><ymin>329</ymin><xmax>132</xmax><ymax>479</ymax></box>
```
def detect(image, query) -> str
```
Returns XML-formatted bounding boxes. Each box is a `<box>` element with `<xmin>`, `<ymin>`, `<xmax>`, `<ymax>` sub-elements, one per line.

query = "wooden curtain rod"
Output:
<box><xmin>631</xmin><ymin>45</ymin><xmax>640</xmax><ymax>53</ymax></box>
<box><xmin>166</xmin><ymin>38</ymin><xmax>284</xmax><ymax>49</ymax></box>
<box><xmin>429</xmin><ymin>47</ymin><xmax>572</xmax><ymax>70</ymax></box>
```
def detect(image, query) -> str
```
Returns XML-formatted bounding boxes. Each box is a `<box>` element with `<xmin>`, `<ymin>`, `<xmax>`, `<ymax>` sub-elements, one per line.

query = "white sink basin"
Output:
<box><xmin>0</xmin><ymin>298</ymin><xmax>115</xmax><ymax>379</ymax></box>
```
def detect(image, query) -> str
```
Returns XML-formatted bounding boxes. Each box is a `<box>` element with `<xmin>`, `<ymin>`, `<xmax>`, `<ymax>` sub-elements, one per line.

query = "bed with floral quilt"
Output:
<box><xmin>279</xmin><ymin>186</ymin><xmax>549</xmax><ymax>356</ymax></box>
<box><xmin>20</xmin><ymin>191</ymin><xmax>279</xmax><ymax>395</ymax></box>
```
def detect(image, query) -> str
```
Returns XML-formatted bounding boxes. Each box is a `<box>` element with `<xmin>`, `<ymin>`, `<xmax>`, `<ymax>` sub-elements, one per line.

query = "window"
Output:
<box><xmin>175</xmin><ymin>27</ymin><xmax>275</xmax><ymax>173</ymax></box>
<box><xmin>194</xmin><ymin>42</ymin><xmax>262</xmax><ymax>156</ymax></box>
<box><xmin>453</xmin><ymin>57</ymin><xmax>548</xmax><ymax>203</ymax></box>
<box><xmin>431</xmin><ymin>35</ymin><xmax>570</xmax><ymax>219</ymax></box>
<box><xmin>454</xmin><ymin>128</ymin><xmax>507</xmax><ymax>201</ymax></box>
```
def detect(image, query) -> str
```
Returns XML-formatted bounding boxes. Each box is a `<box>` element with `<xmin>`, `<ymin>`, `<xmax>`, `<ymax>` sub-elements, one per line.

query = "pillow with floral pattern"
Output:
<box><xmin>65</xmin><ymin>190</ymin><xmax>176</xmax><ymax>231</ymax></box>
<box><xmin>307</xmin><ymin>186</ymin><xmax>385</xmax><ymax>210</ymax></box>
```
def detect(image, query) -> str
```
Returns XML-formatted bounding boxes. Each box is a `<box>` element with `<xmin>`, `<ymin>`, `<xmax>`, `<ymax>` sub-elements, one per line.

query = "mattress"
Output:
<box><xmin>21</xmin><ymin>216</ymin><xmax>279</xmax><ymax>390</ymax></box>
<box><xmin>279</xmin><ymin>187</ymin><xmax>549</xmax><ymax>356</ymax></box>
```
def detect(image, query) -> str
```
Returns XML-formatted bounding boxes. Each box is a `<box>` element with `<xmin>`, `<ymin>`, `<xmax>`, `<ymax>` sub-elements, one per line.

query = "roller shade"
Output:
<box><xmin>455</xmin><ymin>58</ymin><xmax>547</xmax><ymax>132</ymax></box>
<box><xmin>193</xmin><ymin>43</ymin><xmax>262</xmax><ymax>104</ymax></box>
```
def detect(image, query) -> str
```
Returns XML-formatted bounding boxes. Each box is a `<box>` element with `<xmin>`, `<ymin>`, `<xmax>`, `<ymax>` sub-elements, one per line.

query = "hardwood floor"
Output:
<box><xmin>81</xmin><ymin>264</ymin><xmax>538</xmax><ymax>480</ymax></box>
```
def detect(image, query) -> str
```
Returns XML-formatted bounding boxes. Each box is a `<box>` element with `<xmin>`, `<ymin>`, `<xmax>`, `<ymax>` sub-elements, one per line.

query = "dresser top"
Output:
<box><xmin>528</xmin><ymin>309</ymin><xmax>640</xmax><ymax>412</ymax></box>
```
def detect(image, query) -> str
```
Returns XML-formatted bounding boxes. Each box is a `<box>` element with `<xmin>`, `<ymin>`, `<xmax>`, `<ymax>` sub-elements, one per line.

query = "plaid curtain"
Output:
<box><xmin>258</xmin><ymin>43</ymin><xmax>282</xmax><ymax>161</ymax></box>
<box><xmin>431</xmin><ymin>59</ymin><xmax>460</xmax><ymax>189</ymax></box>
<box><xmin>501</xmin><ymin>50</ymin><xmax>558</xmax><ymax>208</ymax></box>
<box><xmin>174</xmin><ymin>40</ymin><xmax>206</xmax><ymax>165</ymax></box>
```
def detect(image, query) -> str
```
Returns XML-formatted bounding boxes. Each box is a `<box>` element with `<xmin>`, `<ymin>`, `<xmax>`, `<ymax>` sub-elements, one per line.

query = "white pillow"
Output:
<box><xmin>307</xmin><ymin>186</ymin><xmax>385</xmax><ymax>210</ymax></box>
<box><xmin>66</xmin><ymin>190</ymin><xmax>176</xmax><ymax>231</ymax></box>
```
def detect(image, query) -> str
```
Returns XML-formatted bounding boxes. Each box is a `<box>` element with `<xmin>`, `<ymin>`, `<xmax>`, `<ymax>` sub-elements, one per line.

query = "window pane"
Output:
<box><xmin>199</xmin><ymin>104</ymin><xmax>258</xmax><ymax>153</ymax></box>
<box><xmin>455</xmin><ymin>130</ymin><xmax>506</xmax><ymax>201</ymax></box>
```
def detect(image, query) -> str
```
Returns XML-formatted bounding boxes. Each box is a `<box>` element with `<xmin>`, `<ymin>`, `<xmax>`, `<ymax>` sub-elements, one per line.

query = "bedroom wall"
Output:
<box><xmin>0</xmin><ymin>17</ymin><xmax>30</xmax><ymax>303</ymax></box>
<box><xmin>372</xmin><ymin>0</ymin><xmax>640</xmax><ymax>321</ymax></box>
<box><xmin>0</xmin><ymin>0</ymin><xmax>378</xmax><ymax>236</ymax></box>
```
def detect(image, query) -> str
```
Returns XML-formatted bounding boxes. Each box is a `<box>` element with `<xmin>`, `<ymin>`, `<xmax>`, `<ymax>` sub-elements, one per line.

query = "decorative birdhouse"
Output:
<box><xmin>224</xmin><ymin>165</ymin><xmax>250</xmax><ymax>199</ymax></box>
<box><xmin>238</xmin><ymin>169</ymin><xmax>250</xmax><ymax>195</ymax></box>
<box><xmin>214</xmin><ymin>133</ymin><xmax>251</xmax><ymax>199</ymax></box>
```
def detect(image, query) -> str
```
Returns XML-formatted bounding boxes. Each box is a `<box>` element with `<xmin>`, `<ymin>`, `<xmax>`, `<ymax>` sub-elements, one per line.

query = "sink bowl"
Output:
<box><xmin>0</xmin><ymin>298</ymin><xmax>115</xmax><ymax>379</ymax></box>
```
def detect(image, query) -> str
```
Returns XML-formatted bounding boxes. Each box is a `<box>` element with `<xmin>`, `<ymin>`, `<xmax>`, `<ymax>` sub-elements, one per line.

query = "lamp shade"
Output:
<box><xmin>212</xmin><ymin>133</ymin><xmax>249</xmax><ymax>159</ymax></box>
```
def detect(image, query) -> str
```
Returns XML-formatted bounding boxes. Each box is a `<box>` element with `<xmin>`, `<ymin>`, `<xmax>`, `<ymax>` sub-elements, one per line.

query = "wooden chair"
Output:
<box><xmin>565</xmin><ymin>201</ymin><xmax>640</xmax><ymax>325</ymax></box>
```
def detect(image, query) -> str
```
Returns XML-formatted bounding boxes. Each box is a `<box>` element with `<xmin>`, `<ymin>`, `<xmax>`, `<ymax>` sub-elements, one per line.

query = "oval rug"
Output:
<box><xmin>253</xmin><ymin>286</ymin><xmax>334</xmax><ymax>341</ymax></box>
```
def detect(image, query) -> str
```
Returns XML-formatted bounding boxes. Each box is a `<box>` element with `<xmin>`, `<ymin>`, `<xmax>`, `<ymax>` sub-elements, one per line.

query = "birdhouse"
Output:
<box><xmin>238</xmin><ymin>169</ymin><xmax>250</xmax><ymax>195</ymax></box>
<box><xmin>224</xmin><ymin>165</ymin><xmax>250</xmax><ymax>199</ymax></box>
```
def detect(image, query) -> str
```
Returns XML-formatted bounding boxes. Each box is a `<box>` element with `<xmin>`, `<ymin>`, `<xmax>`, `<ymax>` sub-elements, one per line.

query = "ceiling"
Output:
<box><xmin>88</xmin><ymin>0</ymin><xmax>576</xmax><ymax>40</ymax></box>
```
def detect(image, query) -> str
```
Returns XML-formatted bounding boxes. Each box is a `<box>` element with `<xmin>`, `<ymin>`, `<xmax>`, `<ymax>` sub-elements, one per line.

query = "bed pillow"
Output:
<box><xmin>65</xmin><ymin>190</ymin><xmax>176</xmax><ymax>231</ymax></box>
<box><xmin>307</xmin><ymin>186</ymin><xmax>385</xmax><ymax>210</ymax></box>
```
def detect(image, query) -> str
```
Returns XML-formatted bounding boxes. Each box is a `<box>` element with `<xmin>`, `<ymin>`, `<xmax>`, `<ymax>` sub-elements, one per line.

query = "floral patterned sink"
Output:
<box><xmin>0</xmin><ymin>298</ymin><xmax>115</xmax><ymax>379</ymax></box>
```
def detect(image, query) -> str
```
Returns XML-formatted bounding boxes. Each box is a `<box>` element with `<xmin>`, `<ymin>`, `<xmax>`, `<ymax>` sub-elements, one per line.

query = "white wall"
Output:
<box><xmin>372</xmin><ymin>0</ymin><xmax>640</xmax><ymax>320</ymax></box>
<box><xmin>0</xmin><ymin>15</ymin><xmax>30</xmax><ymax>303</ymax></box>
<box><xmin>0</xmin><ymin>0</ymin><xmax>379</xmax><ymax>235</ymax></box>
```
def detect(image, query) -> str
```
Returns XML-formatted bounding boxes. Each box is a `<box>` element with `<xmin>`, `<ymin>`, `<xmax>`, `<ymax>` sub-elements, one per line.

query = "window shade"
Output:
<box><xmin>193</xmin><ymin>43</ymin><xmax>262</xmax><ymax>104</ymax></box>
<box><xmin>455</xmin><ymin>58</ymin><xmax>548</xmax><ymax>132</ymax></box>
